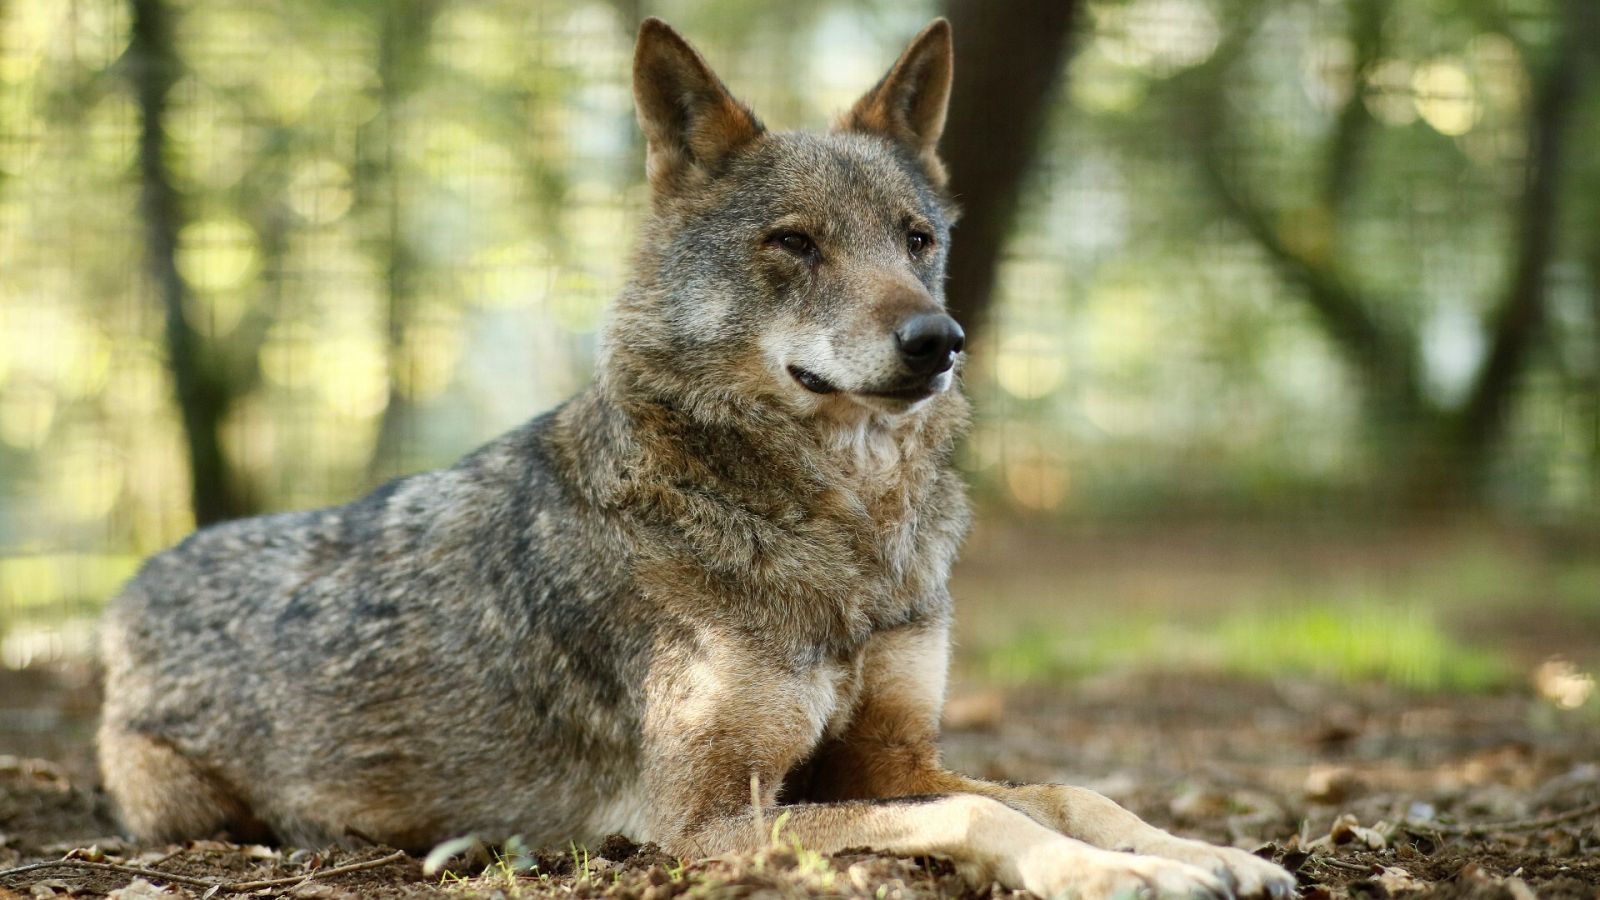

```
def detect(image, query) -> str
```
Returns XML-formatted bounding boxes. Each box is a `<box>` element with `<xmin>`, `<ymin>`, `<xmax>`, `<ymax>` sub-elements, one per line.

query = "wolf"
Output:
<box><xmin>98</xmin><ymin>18</ymin><xmax>1295</xmax><ymax>899</ymax></box>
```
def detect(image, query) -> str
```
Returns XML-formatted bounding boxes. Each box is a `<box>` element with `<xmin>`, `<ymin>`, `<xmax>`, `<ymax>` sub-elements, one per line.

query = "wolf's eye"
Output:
<box><xmin>772</xmin><ymin>231</ymin><xmax>817</xmax><ymax>259</ymax></box>
<box><xmin>907</xmin><ymin>231</ymin><xmax>932</xmax><ymax>256</ymax></box>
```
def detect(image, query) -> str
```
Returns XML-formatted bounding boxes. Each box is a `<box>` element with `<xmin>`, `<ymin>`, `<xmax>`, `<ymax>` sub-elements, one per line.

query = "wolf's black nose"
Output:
<box><xmin>895</xmin><ymin>313</ymin><xmax>965</xmax><ymax>376</ymax></box>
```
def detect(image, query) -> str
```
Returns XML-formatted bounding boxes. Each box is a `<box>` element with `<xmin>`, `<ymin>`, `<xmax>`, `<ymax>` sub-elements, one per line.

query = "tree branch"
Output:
<box><xmin>1182</xmin><ymin>11</ymin><xmax>1419</xmax><ymax>408</ymax></box>
<box><xmin>1197</xmin><ymin>149</ymin><xmax>1397</xmax><ymax>368</ymax></box>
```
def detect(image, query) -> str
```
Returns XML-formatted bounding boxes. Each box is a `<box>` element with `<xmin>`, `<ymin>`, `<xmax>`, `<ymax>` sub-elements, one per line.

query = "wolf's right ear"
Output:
<box><xmin>633</xmin><ymin>19</ymin><xmax>764</xmax><ymax>194</ymax></box>
<box><xmin>841</xmin><ymin>19</ymin><xmax>953</xmax><ymax>188</ymax></box>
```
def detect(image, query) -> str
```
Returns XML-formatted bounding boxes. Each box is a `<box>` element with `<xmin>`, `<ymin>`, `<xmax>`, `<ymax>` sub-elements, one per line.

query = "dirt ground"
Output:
<box><xmin>2</xmin><ymin>664</ymin><xmax>1597</xmax><ymax>900</ymax></box>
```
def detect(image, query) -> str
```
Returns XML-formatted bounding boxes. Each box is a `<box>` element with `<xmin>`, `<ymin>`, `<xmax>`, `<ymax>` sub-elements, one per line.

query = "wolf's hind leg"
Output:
<box><xmin>97</xmin><ymin>727</ymin><xmax>267</xmax><ymax>843</ymax></box>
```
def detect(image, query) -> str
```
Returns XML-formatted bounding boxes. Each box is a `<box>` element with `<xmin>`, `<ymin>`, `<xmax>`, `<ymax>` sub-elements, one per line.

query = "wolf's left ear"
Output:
<box><xmin>842</xmin><ymin>19</ymin><xmax>954</xmax><ymax>187</ymax></box>
<box><xmin>634</xmin><ymin>18</ymin><xmax>765</xmax><ymax>194</ymax></box>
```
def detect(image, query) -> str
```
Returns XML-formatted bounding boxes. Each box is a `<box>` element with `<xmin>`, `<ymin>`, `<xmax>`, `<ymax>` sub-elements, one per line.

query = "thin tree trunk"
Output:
<box><xmin>1448</xmin><ymin>0</ymin><xmax>1593</xmax><ymax>486</ymax></box>
<box><xmin>1321</xmin><ymin>0</ymin><xmax>1383</xmax><ymax>224</ymax></box>
<box><xmin>1589</xmin><ymin>244</ymin><xmax>1600</xmax><ymax>490</ymax></box>
<box><xmin>366</xmin><ymin>0</ymin><xmax>439</xmax><ymax>483</ymax></box>
<box><xmin>941</xmin><ymin>0</ymin><xmax>1080</xmax><ymax>335</ymax></box>
<box><xmin>129</xmin><ymin>0</ymin><xmax>247</xmax><ymax>525</ymax></box>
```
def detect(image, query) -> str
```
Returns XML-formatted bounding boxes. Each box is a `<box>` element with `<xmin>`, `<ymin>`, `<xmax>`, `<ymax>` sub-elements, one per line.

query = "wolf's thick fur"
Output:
<box><xmin>100</xmin><ymin>19</ymin><xmax>1295</xmax><ymax>899</ymax></box>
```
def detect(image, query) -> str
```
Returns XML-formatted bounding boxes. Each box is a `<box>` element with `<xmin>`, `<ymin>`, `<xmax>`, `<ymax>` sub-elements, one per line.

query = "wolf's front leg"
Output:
<box><xmin>804</xmin><ymin>623</ymin><xmax>1298</xmax><ymax>898</ymax></box>
<box><xmin>809</xmin><ymin>748</ymin><xmax>1294</xmax><ymax>897</ymax></box>
<box><xmin>684</xmin><ymin>794</ymin><xmax>1233</xmax><ymax>900</ymax></box>
<box><xmin>640</xmin><ymin>632</ymin><xmax>1230</xmax><ymax>899</ymax></box>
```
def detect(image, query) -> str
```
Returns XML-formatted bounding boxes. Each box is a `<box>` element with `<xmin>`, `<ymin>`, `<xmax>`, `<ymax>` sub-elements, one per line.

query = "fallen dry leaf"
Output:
<box><xmin>1305</xmin><ymin>766</ymin><xmax>1361</xmax><ymax>804</ymax></box>
<box><xmin>28</xmin><ymin>879</ymin><xmax>72</xmax><ymax>899</ymax></box>
<box><xmin>1372</xmin><ymin>866</ymin><xmax>1426</xmax><ymax>894</ymax></box>
<box><xmin>105</xmin><ymin>879</ymin><xmax>172</xmax><ymax>899</ymax></box>
<box><xmin>1312</xmin><ymin>813</ymin><xmax>1389</xmax><ymax>851</ymax></box>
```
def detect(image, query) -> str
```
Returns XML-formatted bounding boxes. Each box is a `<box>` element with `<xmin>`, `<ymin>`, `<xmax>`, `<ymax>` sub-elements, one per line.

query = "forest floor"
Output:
<box><xmin>2</xmin><ymin>666</ymin><xmax>1597</xmax><ymax>899</ymax></box>
<box><xmin>3</xmin><ymin>520</ymin><xmax>1598</xmax><ymax>898</ymax></box>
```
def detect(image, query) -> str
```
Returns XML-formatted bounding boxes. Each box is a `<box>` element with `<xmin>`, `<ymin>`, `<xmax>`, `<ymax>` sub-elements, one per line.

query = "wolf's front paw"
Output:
<box><xmin>1142</xmin><ymin>840</ymin><xmax>1297</xmax><ymax>899</ymax></box>
<box><xmin>1010</xmin><ymin>842</ymin><xmax>1232</xmax><ymax>900</ymax></box>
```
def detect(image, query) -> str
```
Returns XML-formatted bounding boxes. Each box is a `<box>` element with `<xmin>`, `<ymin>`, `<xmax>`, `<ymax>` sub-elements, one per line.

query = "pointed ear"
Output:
<box><xmin>633</xmin><ymin>18</ymin><xmax>764</xmax><ymax>194</ymax></box>
<box><xmin>841</xmin><ymin>19</ymin><xmax>953</xmax><ymax>187</ymax></box>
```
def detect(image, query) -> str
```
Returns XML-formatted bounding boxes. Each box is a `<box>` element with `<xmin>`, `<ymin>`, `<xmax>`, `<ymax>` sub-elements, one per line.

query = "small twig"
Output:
<box><xmin>221</xmin><ymin>850</ymin><xmax>409</xmax><ymax>891</ymax></box>
<box><xmin>0</xmin><ymin>848</ymin><xmax>409</xmax><ymax>892</ymax></box>
<box><xmin>1418</xmin><ymin>799</ymin><xmax>1600</xmax><ymax>836</ymax></box>
<box><xmin>0</xmin><ymin>858</ymin><xmax>222</xmax><ymax>889</ymax></box>
<box><xmin>144</xmin><ymin>847</ymin><xmax>189</xmax><ymax>869</ymax></box>
<box><xmin>1313</xmin><ymin>857</ymin><xmax>1372</xmax><ymax>873</ymax></box>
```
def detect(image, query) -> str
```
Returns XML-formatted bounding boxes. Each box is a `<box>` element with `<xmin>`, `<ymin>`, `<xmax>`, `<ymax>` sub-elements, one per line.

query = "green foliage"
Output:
<box><xmin>1214</xmin><ymin>604</ymin><xmax>1511</xmax><ymax>692</ymax></box>
<box><xmin>973</xmin><ymin>605</ymin><xmax>1512</xmax><ymax>693</ymax></box>
<box><xmin>959</xmin><ymin>525</ymin><xmax>1598</xmax><ymax>694</ymax></box>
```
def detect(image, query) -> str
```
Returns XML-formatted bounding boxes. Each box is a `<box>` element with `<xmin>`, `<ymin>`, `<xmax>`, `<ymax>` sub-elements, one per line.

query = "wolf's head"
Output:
<box><xmin>605</xmin><ymin>18</ymin><xmax>964</xmax><ymax>432</ymax></box>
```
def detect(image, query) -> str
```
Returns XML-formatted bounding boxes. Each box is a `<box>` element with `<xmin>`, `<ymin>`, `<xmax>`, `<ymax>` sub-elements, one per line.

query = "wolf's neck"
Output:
<box><xmin>812</xmin><ymin>405</ymin><xmax>935</xmax><ymax>489</ymax></box>
<box><xmin>558</xmin><ymin>370</ymin><xmax>963</xmax><ymax>516</ymax></box>
<box><xmin>552</xmin><ymin>377</ymin><xmax>966</xmax><ymax>632</ymax></box>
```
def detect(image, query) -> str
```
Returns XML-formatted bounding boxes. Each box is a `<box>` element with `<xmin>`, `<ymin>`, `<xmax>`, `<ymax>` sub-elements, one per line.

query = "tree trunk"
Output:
<box><xmin>940</xmin><ymin>0</ymin><xmax>1081</xmax><ymax>335</ymax></box>
<box><xmin>128</xmin><ymin>0</ymin><xmax>249</xmax><ymax>526</ymax></box>
<box><xmin>366</xmin><ymin>0</ymin><xmax>440</xmax><ymax>483</ymax></box>
<box><xmin>1444</xmin><ymin>0</ymin><xmax>1593</xmax><ymax>491</ymax></box>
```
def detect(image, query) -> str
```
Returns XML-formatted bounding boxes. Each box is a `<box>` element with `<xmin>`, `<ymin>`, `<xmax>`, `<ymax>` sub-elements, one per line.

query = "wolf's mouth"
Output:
<box><xmin>788</xmin><ymin>365</ymin><xmax>839</xmax><ymax>395</ymax></box>
<box><xmin>790</xmin><ymin>366</ymin><xmax>949</xmax><ymax>403</ymax></box>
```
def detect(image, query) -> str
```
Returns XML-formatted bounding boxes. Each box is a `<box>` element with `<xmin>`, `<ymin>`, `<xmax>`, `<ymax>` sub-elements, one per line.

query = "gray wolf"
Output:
<box><xmin>99</xmin><ymin>18</ymin><xmax>1296</xmax><ymax>899</ymax></box>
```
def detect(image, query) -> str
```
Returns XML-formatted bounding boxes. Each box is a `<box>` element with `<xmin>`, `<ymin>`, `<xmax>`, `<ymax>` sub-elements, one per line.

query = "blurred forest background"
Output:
<box><xmin>1</xmin><ymin>0</ymin><xmax>1597</xmax><ymax>707</ymax></box>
